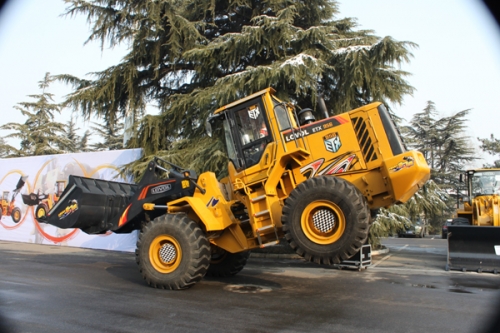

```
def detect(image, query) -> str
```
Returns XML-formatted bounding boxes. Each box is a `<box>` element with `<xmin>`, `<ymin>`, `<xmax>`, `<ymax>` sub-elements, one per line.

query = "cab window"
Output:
<box><xmin>233</xmin><ymin>101</ymin><xmax>270</xmax><ymax>168</ymax></box>
<box><xmin>272</xmin><ymin>97</ymin><xmax>292</xmax><ymax>131</ymax></box>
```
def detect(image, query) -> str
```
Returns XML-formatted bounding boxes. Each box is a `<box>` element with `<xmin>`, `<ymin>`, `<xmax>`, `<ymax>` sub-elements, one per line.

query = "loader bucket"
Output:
<box><xmin>446</xmin><ymin>225</ymin><xmax>500</xmax><ymax>273</ymax></box>
<box><xmin>21</xmin><ymin>193</ymin><xmax>40</xmax><ymax>206</ymax></box>
<box><xmin>37</xmin><ymin>175</ymin><xmax>138</xmax><ymax>233</ymax></box>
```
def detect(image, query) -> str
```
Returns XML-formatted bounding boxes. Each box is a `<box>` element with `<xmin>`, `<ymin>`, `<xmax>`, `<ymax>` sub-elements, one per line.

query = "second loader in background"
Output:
<box><xmin>447</xmin><ymin>169</ymin><xmax>500</xmax><ymax>273</ymax></box>
<box><xmin>37</xmin><ymin>87</ymin><xmax>430</xmax><ymax>289</ymax></box>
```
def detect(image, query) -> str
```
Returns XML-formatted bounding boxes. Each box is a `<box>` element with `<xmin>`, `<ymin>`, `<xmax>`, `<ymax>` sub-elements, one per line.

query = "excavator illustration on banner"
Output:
<box><xmin>1</xmin><ymin>175</ymin><xmax>28</xmax><ymax>223</ymax></box>
<box><xmin>22</xmin><ymin>180</ymin><xmax>66</xmax><ymax>220</ymax></box>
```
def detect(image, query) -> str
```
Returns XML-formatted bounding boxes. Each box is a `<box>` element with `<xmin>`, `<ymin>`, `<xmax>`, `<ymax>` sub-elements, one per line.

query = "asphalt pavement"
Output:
<box><xmin>0</xmin><ymin>237</ymin><xmax>499</xmax><ymax>333</ymax></box>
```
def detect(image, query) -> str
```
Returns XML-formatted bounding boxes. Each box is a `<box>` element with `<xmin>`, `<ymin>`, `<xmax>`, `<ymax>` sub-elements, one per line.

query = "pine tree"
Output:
<box><xmin>388</xmin><ymin>101</ymin><xmax>478</xmax><ymax>235</ymax></box>
<box><xmin>404</xmin><ymin>101</ymin><xmax>475</xmax><ymax>189</ymax></box>
<box><xmin>0</xmin><ymin>137</ymin><xmax>8</xmax><ymax>157</ymax></box>
<box><xmin>478</xmin><ymin>134</ymin><xmax>500</xmax><ymax>167</ymax></box>
<box><xmin>0</xmin><ymin>73</ymin><xmax>71</xmax><ymax>157</ymax></box>
<box><xmin>58</xmin><ymin>0</ymin><xmax>417</xmax><ymax>176</ymax></box>
<box><xmin>90</xmin><ymin>120</ymin><xmax>124</xmax><ymax>151</ymax></box>
<box><xmin>78</xmin><ymin>130</ymin><xmax>93</xmax><ymax>152</ymax></box>
<box><xmin>61</xmin><ymin>115</ymin><xmax>81</xmax><ymax>153</ymax></box>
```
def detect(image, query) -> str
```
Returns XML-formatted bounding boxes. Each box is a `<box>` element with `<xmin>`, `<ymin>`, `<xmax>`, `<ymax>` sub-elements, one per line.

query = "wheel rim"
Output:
<box><xmin>301</xmin><ymin>200</ymin><xmax>345</xmax><ymax>245</ymax></box>
<box><xmin>13</xmin><ymin>210</ymin><xmax>20</xmax><ymax>221</ymax></box>
<box><xmin>149</xmin><ymin>235</ymin><xmax>182</xmax><ymax>273</ymax></box>
<box><xmin>37</xmin><ymin>207</ymin><xmax>46</xmax><ymax>219</ymax></box>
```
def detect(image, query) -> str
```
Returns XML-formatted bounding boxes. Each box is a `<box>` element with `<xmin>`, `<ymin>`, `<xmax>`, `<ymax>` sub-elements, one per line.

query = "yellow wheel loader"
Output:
<box><xmin>446</xmin><ymin>169</ymin><xmax>500</xmax><ymax>273</ymax></box>
<box><xmin>0</xmin><ymin>176</ymin><xmax>28</xmax><ymax>223</ymax></box>
<box><xmin>38</xmin><ymin>88</ymin><xmax>430</xmax><ymax>289</ymax></box>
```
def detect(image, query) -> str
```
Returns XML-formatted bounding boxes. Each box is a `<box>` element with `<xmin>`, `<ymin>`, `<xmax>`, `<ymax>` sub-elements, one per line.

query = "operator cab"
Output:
<box><xmin>206</xmin><ymin>88</ymin><xmax>302</xmax><ymax>171</ymax></box>
<box><xmin>465</xmin><ymin>169</ymin><xmax>500</xmax><ymax>198</ymax></box>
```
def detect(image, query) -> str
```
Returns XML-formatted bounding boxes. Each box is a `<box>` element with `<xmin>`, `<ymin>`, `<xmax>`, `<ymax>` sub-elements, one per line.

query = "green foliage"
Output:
<box><xmin>478</xmin><ymin>134</ymin><xmax>500</xmax><ymax>168</ymax></box>
<box><xmin>369</xmin><ymin>180</ymin><xmax>449</xmax><ymax>246</ymax></box>
<box><xmin>91</xmin><ymin>120</ymin><xmax>124</xmax><ymax>151</ymax></box>
<box><xmin>0</xmin><ymin>137</ymin><xmax>8</xmax><ymax>158</ymax></box>
<box><xmin>404</xmin><ymin>101</ymin><xmax>476</xmax><ymax>190</ymax></box>
<box><xmin>374</xmin><ymin>101</ymin><xmax>477</xmax><ymax>241</ymax></box>
<box><xmin>0</xmin><ymin>73</ymin><xmax>71</xmax><ymax>157</ymax></box>
<box><xmin>60</xmin><ymin>0</ymin><xmax>417</xmax><ymax>177</ymax></box>
<box><xmin>79</xmin><ymin>130</ymin><xmax>93</xmax><ymax>152</ymax></box>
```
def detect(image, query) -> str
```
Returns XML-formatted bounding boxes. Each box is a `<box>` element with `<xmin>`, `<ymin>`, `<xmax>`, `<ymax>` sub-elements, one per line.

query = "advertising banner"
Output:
<box><xmin>0</xmin><ymin>149</ymin><xmax>142</xmax><ymax>252</ymax></box>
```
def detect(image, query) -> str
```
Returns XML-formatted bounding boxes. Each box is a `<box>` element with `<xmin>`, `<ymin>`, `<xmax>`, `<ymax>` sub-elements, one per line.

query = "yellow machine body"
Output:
<box><xmin>457</xmin><ymin>169</ymin><xmax>500</xmax><ymax>226</ymax></box>
<box><xmin>166</xmin><ymin>88</ymin><xmax>430</xmax><ymax>253</ymax></box>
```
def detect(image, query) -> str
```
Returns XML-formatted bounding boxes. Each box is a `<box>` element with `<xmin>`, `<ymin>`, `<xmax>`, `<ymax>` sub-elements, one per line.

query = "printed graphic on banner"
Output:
<box><xmin>0</xmin><ymin>149</ymin><xmax>142</xmax><ymax>252</ymax></box>
<box><xmin>58</xmin><ymin>200</ymin><xmax>79</xmax><ymax>219</ymax></box>
<box><xmin>324</xmin><ymin>133</ymin><xmax>342</xmax><ymax>153</ymax></box>
<box><xmin>390</xmin><ymin>156</ymin><xmax>415</xmax><ymax>172</ymax></box>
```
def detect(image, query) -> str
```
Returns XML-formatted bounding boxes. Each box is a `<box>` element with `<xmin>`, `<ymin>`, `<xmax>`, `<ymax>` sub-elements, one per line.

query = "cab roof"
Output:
<box><xmin>214</xmin><ymin>87</ymin><xmax>276</xmax><ymax>114</ymax></box>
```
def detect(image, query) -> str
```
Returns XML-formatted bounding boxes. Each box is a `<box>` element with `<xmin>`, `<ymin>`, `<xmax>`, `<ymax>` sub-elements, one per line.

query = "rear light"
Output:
<box><xmin>443</xmin><ymin>226</ymin><xmax>448</xmax><ymax>230</ymax></box>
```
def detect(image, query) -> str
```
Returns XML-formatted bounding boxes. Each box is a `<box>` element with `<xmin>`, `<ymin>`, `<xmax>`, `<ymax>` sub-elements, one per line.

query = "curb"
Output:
<box><xmin>250</xmin><ymin>245</ymin><xmax>389</xmax><ymax>259</ymax></box>
<box><xmin>373</xmin><ymin>247</ymin><xmax>390</xmax><ymax>256</ymax></box>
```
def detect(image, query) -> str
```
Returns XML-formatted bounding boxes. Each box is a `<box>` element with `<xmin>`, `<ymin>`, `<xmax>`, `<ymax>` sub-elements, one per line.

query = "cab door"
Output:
<box><xmin>225</xmin><ymin>97</ymin><xmax>272</xmax><ymax>172</ymax></box>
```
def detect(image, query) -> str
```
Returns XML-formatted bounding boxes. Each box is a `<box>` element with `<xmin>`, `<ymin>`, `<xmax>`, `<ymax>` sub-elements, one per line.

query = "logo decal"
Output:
<box><xmin>181</xmin><ymin>180</ymin><xmax>190</xmax><ymax>189</ymax></box>
<box><xmin>207</xmin><ymin>197</ymin><xmax>220</xmax><ymax>207</ymax></box>
<box><xmin>284</xmin><ymin>129</ymin><xmax>310</xmax><ymax>143</ymax></box>
<box><xmin>390</xmin><ymin>156</ymin><xmax>414</xmax><ymax>172</ymax></box>
<box><xmin>58</xmin><ymin>200</ymin><xmax>78</xmax><ymax>220</ymax></box>
<box><xmin>282</xmin><ymin>116</ymin><xmax>349</xmax><ymax>142</ymax></box>
<box><xmin>324</xmin><ymin>133</ymin><xmax>341</xmax><ymax>153</ymax></box>
<box><xmin>151</xmin><ymin>184</ymin><xmax>172</xmax><ymax>195</ymax></box>
<box><xmin>248</xmin><ymin>106</ymin><xmax>260</xmax><ymax>119</ymax></box>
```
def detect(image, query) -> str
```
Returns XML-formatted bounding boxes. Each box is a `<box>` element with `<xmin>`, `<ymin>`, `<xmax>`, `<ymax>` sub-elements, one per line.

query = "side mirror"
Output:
<box><xmin>205</xmin><ymin>113</ymin><xmax>224</xmax><ymax>137</ymax></box>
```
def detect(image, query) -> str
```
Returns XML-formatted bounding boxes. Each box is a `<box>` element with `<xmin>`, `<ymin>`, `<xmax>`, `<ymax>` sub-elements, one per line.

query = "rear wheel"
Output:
<box><xmin>11</xmin><ymin>207</ymin><xmax>21</xmax><ymax>223</ymax></box>
<box><xmin>136</xmin><ymin>214</ymin><xmax>210</xmax><ymax>290</ymax></box>
<box><xmin>206</xmin><ymin>246</ymin><xmax>250</xmax><ymax>277</ymax></box>
<box><xmin>282</xmin><ymin>176</ymin><xmax>370</xmax><ymax>265</ymax></box>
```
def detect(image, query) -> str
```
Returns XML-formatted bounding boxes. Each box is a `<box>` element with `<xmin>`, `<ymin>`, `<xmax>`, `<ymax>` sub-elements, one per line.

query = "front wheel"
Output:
<box><xmin>282</xmin><ymin>176</ymin><xmax>370</xmax><ymax>265</ymax></box>
<box><xmin>11</xmin><ymin>207</ymin><xmax>21</xmax><ymax>223</ymax></box>
<box><xmin>206</xmin><ymin>246</ymin><xmax>250</xmax><ymax>277</ymax></box>
<box><xmin>35</xmin><ymin>205</ymin><xmax>48</xmax><ymax>220</ymax></box>
<box><xmin>136</xmin><ymin>214</ymin><xmax>210</xmax><ymax>290</ymax></box>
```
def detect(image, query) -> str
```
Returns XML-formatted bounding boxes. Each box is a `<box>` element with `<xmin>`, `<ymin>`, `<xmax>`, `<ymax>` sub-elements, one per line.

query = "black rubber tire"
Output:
<box><xmin>11</xmin><ymin>207</ymin><xmax>21</xmax><ymax>223</ymax></box>
<box><xmin>206</xmin><ymin>247</ymin><xmax>250</xmax><ymax>277</ymax></box>
<box><xmin>136</xmin><ymin>213</ymin><xmax>210</xmax><ymax>290</ymax></box>
<box><xmin>282</xmin><ymin>176</ymin><xmax>370</xmax><ymax>265</ymax></box>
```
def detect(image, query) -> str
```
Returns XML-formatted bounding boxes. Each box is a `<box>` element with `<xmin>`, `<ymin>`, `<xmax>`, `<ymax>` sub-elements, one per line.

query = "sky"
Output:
<box><xmin>0</xmin><ymin>0</ymin><xmax>499</xmax><ymax>167</ymax></box>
